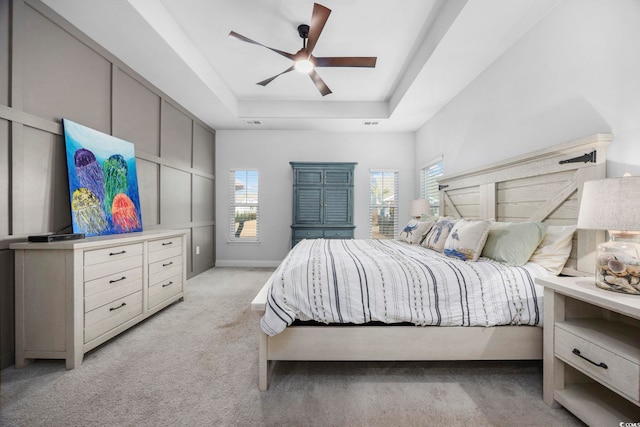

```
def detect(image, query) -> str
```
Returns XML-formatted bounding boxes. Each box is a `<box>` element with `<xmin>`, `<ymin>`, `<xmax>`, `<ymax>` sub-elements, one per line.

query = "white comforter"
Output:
<box><xmin>261</xmin><ymin>239</ymin><xmax>548</xmax><ymax>336</ymax></box>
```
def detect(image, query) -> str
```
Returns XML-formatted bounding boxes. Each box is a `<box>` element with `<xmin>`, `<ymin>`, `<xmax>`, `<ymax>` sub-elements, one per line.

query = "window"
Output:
<box><xmin>420</xmin><ymin>159</ymin><xmax>443</xmax><ymax>216</ymax></box>
<box><xmin>369</xmin><ymin>170</ymin><xmax>399</xmax><ymax>239</ymax></box>
<box><xmin>229</xmin><ymin>170</ymin><xmax>259</xmax><ymax>241</ymax></box>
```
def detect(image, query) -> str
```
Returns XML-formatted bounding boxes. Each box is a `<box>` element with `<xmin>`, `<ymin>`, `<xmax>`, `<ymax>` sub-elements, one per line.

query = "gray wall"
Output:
<box><xmin>0</xmin><ymin>0</ymin><xmax>216</xmax><ymax>368</ymax></box>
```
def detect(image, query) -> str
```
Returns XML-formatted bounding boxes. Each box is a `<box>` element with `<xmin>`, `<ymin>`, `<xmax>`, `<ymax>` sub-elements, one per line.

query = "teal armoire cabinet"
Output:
<box><xmin>290</xmin><ymin>162</ymin><xmax>357</xmax><ymax>247</ymax></box>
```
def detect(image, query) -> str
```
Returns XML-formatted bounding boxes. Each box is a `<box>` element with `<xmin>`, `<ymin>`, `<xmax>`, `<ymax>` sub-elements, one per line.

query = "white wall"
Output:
<box><xmin>416</xmin><ymin>0</ymin><xmax>640</xmax><ymax>179</ymax></box>
<box><xmin>216</xmin><ymin>130</ymin><xmax>415</xmax><ymax>266</ymax></box>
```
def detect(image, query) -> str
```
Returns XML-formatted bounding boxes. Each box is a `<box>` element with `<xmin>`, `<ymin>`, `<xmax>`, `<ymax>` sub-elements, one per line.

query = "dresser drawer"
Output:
<box><xmin>323</xmin><ymin>229</ymin><xmax>353</xmax><ymax>239</ymax></box>
<box><xmin>84</xmin><ymin>266</ymin><xmax>143</xmax><ymax>312</ymax></box>
<box><xmin>293</xmin><ymin>229</ymin><xmax>323</xmax><ymax>239</ymax></box>
<box><xmin>149</xmin><ymin>274</ymin><xmax>183</xmax><ymax>308</ymax></box>
<box><xmin>555</xmin><ymin>325</ymin><xmax>640</xmax><ymax>403</ymax></box>
<box><xmin>149</xmin><ymin>262</ymin><xmax>183</xmax><ymax>287</ymax></box>
<box><xmin>84</xmin><ymin>243</ymin><xmax>144</xmax><ymax>282</ymax></box>
<box><xmin>149</xmin><ymin>237</ymin><xmax>183</xmax><ymax>263</ymax></box>
<box><xmin>84</xmin><ymin>243</ymin><xmax>143</xmax><ymax>266</ymax></box>
<box><xmin>84</xmin><ymin>291</ymin><xmax>143</xmax><ymax>343</ymax></box>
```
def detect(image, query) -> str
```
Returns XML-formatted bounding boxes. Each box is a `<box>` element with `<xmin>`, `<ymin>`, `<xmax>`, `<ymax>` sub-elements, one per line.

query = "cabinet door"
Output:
<box><xmin>324</xmin><ymin>187</ymin><xmax>352</xmax><ymax>224</ymax></box>
<box><xmin>295</xmin><ymin>187</ymin><xmax>323</xmax><ymax>223</ymax></box>
<box><xmin>324</xmin><ymin>169</ymin><xmax>352</xmax><ymax>185</ymax></box>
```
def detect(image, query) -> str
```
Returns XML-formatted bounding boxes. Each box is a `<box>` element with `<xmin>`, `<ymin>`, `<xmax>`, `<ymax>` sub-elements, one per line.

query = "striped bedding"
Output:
<box><xmin>261</xmin><ymin>239</ymin><xmax>549</xmax><ymax>336</ymax></box>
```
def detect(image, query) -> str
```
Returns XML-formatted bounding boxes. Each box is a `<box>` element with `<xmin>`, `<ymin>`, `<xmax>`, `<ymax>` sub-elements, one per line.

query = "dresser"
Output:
<box><xmin>11</xmin><ymin>230</ymin><xmax>187</xmax><ymax>369</ymax></box>
<box><xmin>290</xmin><ymin>162</ymin><xmax>356</xmax><ymax>247</ymax></box>
<box><xmin>536</xmin><ymin>275</ymin><xmax>640</xmax><ymax>426</ymax></box>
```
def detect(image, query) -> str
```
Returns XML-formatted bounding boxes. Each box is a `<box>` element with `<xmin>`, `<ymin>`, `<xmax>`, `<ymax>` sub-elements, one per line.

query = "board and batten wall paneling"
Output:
<box><xmin>192</xmin><ymin>225</ymin><xmax>214</xmax><ymax>275</ymax></box>
<box><xmin>21</xmin><ymin>127</ymin><xmax>70</xmax><ymax>234</ymax></box>
<box><xmin>113</xmin><ymin>68</ymin><xmax>161</xmax><ymax>157</ymax></box>
<box><xmin>22</xmin><ymin>3</ymin><xmax>111</xmax><ymax>133</ymax></box>
<box><xmin>193</xmin><ymin>122</ymin><xmax>215</xmax><ymax>174</ymax></box>
<box><xmin>193</xmin><ymin>175</ymin><xmax>215</xmax><ymax>223</ymax></box>
<box><xmin>161</xmin><ymin>101</ymin><xmax>193</xmax><ymax>168</ymax></box>
<box><xmin>0</xmin><ymin>0</ymin><xmax>216</xmax><ymax>369</ymax></box>
<box><xmin>160</xmin><ymin>166</ymin><xmax>192</xmax><ymax>225</ymax></box>
<box><xmin>0</xmin><ymin>0</ymin><xmax>8</xmax><ymax>106</ymax></box>
<box><xmin>137</xmin><ymin>159</ymin><xmax>160</xmax><ymax>228</ymax></box>
<box><xmin>0</xmin><ymin>119</ymin><xmax>9</xmax><ymax>236</ymax></box>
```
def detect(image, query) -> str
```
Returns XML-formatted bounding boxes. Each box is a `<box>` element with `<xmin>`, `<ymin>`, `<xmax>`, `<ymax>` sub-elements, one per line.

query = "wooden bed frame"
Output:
<box><xmin>252</xmin><ymin>133</ymin><xmax>611</xmax><ymax>390</ymax></box>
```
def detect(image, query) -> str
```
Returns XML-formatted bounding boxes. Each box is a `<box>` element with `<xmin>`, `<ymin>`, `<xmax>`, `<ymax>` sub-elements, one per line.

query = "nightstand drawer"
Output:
<box><xmin>555</xmin><ymin>325</ymin><xmax>640</xmax><ymax>403</ymax></box>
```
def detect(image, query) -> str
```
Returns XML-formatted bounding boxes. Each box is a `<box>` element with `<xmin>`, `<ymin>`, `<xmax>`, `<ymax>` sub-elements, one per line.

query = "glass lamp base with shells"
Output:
<box><xmin>595</xmin><ymin>233</ymin><xmax>640</xmax><ymax>295</ymax></box>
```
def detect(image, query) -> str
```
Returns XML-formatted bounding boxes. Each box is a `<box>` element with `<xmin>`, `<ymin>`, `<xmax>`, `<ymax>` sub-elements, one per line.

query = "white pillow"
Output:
<box><xmin>444</xmin><ymin>219</ymin><xmax>492</xmax><ymax>261</ymax></box>
<box><xmin>397</xmin><ymin>219</ymin><xmax>434</xmax><ymax>244</ymax></box>
<box><xmin>528</xmin><ymin>225</ymin><xmax>577</xmax><ymax>274</ymax></box>
<box><xmin>422</xmin><ymin>217</ymin><xmax>458</xmax><ymax>252</ymax></box>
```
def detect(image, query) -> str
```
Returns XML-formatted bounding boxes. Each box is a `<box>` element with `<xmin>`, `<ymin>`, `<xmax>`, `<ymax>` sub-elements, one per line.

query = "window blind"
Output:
<box><xmin>420</xmin><ymin>160</ymin><xmax>443</xmax><ymax>216</ymax></box>
<box><xmin>369</xmin><ymin>170</ymin><xmax>399</xmax><ymax>239</ymax></box>
<box><xmin>229</xmin><ymin>169</ymin><xmax>259</xmax><ymax>241</ymax></box>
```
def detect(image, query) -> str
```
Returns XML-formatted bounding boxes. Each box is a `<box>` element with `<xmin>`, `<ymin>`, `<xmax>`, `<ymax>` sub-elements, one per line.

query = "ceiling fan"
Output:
<box><xmin>228</xmin><ymin>2</ymin><xmax>377</xmax><ymax>96</ymax></box>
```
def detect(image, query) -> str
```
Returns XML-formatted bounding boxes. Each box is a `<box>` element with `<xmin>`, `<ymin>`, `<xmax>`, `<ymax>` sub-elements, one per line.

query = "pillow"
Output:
<box><xmin>481</xmin><ymin>221</ymin><xmax>548</xmax><ymax>266</ymax></box>
<box><xmin>443</xmin><ymin>219</ymin><xmax>492</xmax><ymax>261</ymax></box>
<box><xmin>420</xmin><ymin>214</ymin><xmax>439</xmax><ymax>223</ymax></box>
<box><xmin>422</xmin><ymin>217</ymin><xmax>458</xmax><ymax>252</ymax></box>
<box><xmin>397</xmin><ymin>219</ymin><xmax>435</xmax><ymax>244</ymax></box>
<box><xmin>528</xmin><ymin>225</ymin><xmax>577</xmax><ymax>274</ymax></box>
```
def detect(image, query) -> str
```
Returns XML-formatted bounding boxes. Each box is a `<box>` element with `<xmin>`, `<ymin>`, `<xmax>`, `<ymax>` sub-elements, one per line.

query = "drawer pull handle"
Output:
<box><xmin>162</xmin><ymin>242</ymin><xmax>173</xmax><ymax>246</ymax></box>
<box><xmin>162</xmin><ymin>281</ymin><xmax>173</xmax><ymax>288</ymax></box>
<box><xmin>109</xmin><ymin>276</ymin><xmax>126</xmax><ymax>283</ymax></box>
<box><xmin>109</xmin><ymin>250</ymin><xmax>126</xmax><ymax>256</ymax></box>
<box><xmin>572</xmin><ymin>348</ymin><xmax>608</xmax><ymax>369</ymax></box>
<box><xmin>109</xmin><ymin>302</ymin><xmax>126</xmax><ymax>311</ymax></box>
<box><xmin>162</xmin><ymin>261</ymin><xmax>173</xmax><ymax>267</ymax></box>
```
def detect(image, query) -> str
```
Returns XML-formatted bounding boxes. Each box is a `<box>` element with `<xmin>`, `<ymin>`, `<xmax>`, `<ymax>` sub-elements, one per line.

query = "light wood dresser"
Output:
<box><xmin>537</xmin><ymin>275</ymin><xmax>640</xmax><ymax>426</ymax></box>
<box><xmin>11</xmin><ymin>230</ymin><xmax>187</xmax><ymax>369</ymax></box>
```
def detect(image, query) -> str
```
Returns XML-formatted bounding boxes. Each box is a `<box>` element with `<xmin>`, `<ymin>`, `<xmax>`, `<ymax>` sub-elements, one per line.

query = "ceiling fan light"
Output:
<box><xmin>294</xmin><ymin>58</ymin><xmax>314</xmax><ymax>74</ymax></box>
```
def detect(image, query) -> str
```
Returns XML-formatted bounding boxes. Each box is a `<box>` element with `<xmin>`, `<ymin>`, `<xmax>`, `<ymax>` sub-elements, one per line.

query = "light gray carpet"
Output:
<box><xmin>1</xmin><ymin>267</ymin><xmax>583</xmax><ymax>427</ymax></box>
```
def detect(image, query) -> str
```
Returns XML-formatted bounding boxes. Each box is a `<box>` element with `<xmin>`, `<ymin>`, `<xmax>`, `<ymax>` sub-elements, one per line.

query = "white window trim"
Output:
<box><xmin>228</xmin><ymin>169</ymin><xmax>260</xmax><ymax>243</ymax></box>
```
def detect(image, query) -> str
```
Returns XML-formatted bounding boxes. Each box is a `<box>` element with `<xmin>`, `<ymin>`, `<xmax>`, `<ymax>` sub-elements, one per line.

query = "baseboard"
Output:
<box><xmin>215</xmin><ymin>260</ymin><xmax>281</xmax><ymax>268</ymax></box>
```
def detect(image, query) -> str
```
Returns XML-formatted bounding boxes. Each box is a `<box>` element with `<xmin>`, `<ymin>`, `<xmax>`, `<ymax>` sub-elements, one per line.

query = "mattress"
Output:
<box><xmin>261</xmin><ymin>239</ymin><xmax>548</xmax><ymax>336</ymax></box>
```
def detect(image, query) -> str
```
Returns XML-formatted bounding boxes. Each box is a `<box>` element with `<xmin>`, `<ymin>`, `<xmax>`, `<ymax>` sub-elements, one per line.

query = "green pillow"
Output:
<box><xmin>481</xmin><ymin>222</ymin><xmax>548</xmax><ymax>266</ymax></box>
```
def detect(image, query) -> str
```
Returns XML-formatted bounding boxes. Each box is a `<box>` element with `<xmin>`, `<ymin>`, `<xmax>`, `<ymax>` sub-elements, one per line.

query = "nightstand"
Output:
<box><xmin>536</xmin><ymin>275</ymin><xmax>640</xmax><ymax>426</ymax></box>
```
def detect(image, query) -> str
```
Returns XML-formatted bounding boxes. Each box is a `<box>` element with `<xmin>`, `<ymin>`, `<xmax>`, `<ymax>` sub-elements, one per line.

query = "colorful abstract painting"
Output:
<box><xmin>63</xmin><ymin>119</ymin><xmax>143</xmax><ymax>237</ymax></box>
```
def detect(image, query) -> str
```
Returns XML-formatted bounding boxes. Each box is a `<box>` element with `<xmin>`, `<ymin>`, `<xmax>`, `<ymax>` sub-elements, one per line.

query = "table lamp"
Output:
<box><xmin>409</xmin><ymin>199</ymin><xmax>431</xmax><ymax>219</ymax></box>
<box><xmin>576</xmin><ymin>176</ymin><xmax>640</xmax><ymax>295</ymax></box>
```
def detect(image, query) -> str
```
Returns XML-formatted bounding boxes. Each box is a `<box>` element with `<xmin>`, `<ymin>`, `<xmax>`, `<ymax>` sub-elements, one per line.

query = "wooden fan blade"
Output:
<box><xmin>306</xmin><ymin>3</ymin><xmax>331</xmax><ymax>55</ymax></box>
<box><xmin>257</xmin><ymin>65</ymin><xmax>295</xmax><ymax>86</ymax></box>
<box><xmin>309</xmin><ymin>69</ymin><xmax>332</xmax><ymax>96</ymax></box>
<box><xmin>229</xmin><ymin>31</ymin><xmax>295</xmax><ymax>60</ymax></box>
<box><xmin>314</xmin><ymin>57</ymin><xmax>377</xmax><ymax>68</ymax></box>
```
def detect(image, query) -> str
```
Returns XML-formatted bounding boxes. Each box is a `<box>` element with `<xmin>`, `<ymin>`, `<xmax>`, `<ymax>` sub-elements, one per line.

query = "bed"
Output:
<box><xmin>252</xmin><ymin>133</ymin><xmax>611</xmax><ymax>390</ymax></box>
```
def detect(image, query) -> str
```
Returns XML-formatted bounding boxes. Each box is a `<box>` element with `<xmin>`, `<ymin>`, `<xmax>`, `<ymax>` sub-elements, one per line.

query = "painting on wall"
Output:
<box><xmin>63</xmin><ymin>119</ymin><xmax>143</xmax><ymax>237</ymax></box>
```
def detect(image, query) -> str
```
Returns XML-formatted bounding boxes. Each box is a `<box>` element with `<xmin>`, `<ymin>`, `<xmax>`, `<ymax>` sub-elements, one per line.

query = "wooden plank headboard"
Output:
<box><xmin>437</xmin><ymin>133</ymin><xmax>612</xmax><ymax>276</ymax></box>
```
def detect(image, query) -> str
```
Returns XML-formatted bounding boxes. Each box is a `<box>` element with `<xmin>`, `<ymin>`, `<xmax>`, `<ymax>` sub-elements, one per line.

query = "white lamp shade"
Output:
<box><xmin>409</xmin><ymin>199</ymin><xmax>431</xmax><ymax>218</ymax></box>
<box><xmin>577</xmin><ymin>176</ymin><xmax>640</xmax><ymax>232</ymax></box>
